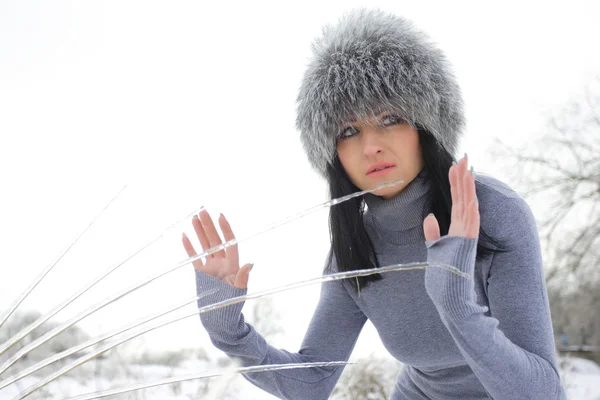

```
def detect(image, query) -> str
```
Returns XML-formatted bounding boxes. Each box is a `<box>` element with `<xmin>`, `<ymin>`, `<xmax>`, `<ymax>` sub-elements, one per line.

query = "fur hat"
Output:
<box><xmin>296</xmin><ymin>8</ymin><xmax>465</xmax><ymax>179</ymax></box>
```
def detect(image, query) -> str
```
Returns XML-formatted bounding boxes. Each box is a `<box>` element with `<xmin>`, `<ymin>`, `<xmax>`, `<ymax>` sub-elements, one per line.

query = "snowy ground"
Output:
<box><xmin>0</xmin><ymin>356</ymin><xmax>598</xmax><ymax>399</ymax></box>
<box><xmin>0</xmin><ymin>358</ymin><xmax>271</xmax><ymax>400</ymax></box>
<box><xmin>559</xmin><ymin>356</ymin><xmax>600</xmax><ymax>400</ymax></box>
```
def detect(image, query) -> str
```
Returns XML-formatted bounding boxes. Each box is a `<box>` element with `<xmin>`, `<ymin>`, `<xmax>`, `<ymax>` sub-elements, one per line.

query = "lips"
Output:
<box><xmin>366</xmin><ymin>162</ymin><xmax>396</xmax><ymax>175</ymax></box>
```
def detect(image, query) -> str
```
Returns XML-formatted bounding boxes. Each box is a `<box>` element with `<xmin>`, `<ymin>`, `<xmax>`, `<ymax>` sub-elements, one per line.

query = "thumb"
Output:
<box><xmin>423</xmin><ymin>213</ymin><xmax>441</xmax><ymax>242</ymax></box>
<box><xmin>234</xmin><ymin>263</ymin><xmax>253</xmax><ymax>289</ymax></box>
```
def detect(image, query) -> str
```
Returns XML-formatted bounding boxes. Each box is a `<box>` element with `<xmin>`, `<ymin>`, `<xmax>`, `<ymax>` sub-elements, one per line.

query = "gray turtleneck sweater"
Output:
<box><xmin>195</xmin><ymin>171</ymin><xmax>566</xmax><ymax>399</ymax></box>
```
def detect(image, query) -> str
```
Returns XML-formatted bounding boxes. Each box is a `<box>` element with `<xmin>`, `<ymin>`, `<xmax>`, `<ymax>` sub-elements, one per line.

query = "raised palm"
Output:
<box><xmin>182</xmin><ymin>210</ymin><xmax>252</xmax><ymax>289</ymax></box>
<box><xmin>423</xmin><ymin>155</ymin><xmax>479</xmax><ymax>241</ymax></box>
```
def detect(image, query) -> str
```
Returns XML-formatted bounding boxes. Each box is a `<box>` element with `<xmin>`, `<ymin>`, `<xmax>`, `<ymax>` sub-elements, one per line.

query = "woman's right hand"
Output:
<box><xmin>182</xmin><ymin>209</ymin><xmax>253</xmax><ymax>289</ymax></box>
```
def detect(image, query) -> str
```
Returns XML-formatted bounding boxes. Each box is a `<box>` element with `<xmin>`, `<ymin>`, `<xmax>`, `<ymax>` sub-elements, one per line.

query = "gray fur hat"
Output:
<box><xmin>296</xmin><ymin>8</ymin><xmax>465</xmax><ymax>179</ymax></box>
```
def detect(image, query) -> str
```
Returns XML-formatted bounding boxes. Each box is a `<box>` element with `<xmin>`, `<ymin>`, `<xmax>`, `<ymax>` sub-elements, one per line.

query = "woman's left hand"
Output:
<box><xmin>423</xmin><ymin>155</ymin><xmax>479</xmax><ymax>241</ymax></box>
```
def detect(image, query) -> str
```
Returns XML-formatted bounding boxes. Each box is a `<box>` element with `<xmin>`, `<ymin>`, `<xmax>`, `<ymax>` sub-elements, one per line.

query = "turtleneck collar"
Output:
<box><xmin>363</xmin><ymin>168</ymin><xmax>432</xmax><ymax>243</ymax></box>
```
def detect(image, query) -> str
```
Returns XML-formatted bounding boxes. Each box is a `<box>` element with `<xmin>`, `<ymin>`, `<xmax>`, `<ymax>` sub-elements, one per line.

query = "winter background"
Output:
<box><xmin>1</xmin><ymin>0</ymin><xmax>600</xmax><ymax>399</ymax></box>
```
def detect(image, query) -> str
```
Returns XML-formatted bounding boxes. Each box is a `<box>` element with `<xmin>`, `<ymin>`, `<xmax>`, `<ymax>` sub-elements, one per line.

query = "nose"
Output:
<box><xmin>361</xmin><ymin>127</ymin><xmax>384</xmax><ymax>157</ymax></box>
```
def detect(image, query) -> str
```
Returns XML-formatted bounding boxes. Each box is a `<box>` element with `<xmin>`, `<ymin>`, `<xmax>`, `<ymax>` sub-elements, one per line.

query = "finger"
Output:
<box><xmin>219</xmin><ymin>213</ymin><xmax>240</xmax><ymax>267</ymax></box>
<box><xmin>192</xmin><ymin>215</ymin><xmax>212</xmax><ymax>256</ymax></box>
<box><xmin>234</xmin><ymin>263</ymin><xmax>253</xmax><ymax>289</ymax></box>
<box><xmin>199</xmin><ymin>210</ymin><xmax>226</xmax><ymax>258</ymax></box>
<box><xmin>463</xmin><ymin>166</ymin><xmax>476</xmax><ymax>210</ymax></box>
<box><xmin>181</xmin><ymin>233</ymin><xmax>204</xmax><ymax>271</ymax></box>
<box><xmin>423</xmin><ymin>213</ymin><xmax>441</xmax><ymax>241</ymax></box>
<box><xmin>456</xmin><ymin>155</ymin><xmax>467</xmax><ymax>219</ymax></box>
<box><xmin>465</xmin><ymin>198</ymin><xmax>480</xmax><ymax>239</ymax></box>
<box><xmin>449</xmin><ymin>164</ymin><xmax>460</xmax><ymax>223</ymax></box>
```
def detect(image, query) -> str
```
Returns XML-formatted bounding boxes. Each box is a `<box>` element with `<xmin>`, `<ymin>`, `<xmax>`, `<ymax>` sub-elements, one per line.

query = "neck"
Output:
<box><xmin>364</xmin><ymin>168</ymin><xmax>432</xmax><ymax>244</ymax></box>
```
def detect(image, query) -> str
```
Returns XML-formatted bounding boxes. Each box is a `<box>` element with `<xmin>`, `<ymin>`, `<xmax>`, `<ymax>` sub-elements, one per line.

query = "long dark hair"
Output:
<box><xmin>325</xmin><ymin>128</ymin><xmax>506</xmax><ymax>292</ymax></box>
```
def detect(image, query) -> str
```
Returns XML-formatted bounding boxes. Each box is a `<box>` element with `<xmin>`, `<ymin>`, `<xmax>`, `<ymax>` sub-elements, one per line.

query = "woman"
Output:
<box><xmin>182</xmin><ymin>9</ymin><xmax>566</xmax><ymax>399</ymax></box>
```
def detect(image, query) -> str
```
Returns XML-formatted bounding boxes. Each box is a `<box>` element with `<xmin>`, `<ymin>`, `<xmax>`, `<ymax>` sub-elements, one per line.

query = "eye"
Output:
<box><xmin>338</xmin><ymin>125</ymin><xmax>359</xmax><ymax>140</ymax></box>
<box><xmin>381</xmin><ymin>115</ymin><xmax>405</xmax><ymax>127</ymax></box>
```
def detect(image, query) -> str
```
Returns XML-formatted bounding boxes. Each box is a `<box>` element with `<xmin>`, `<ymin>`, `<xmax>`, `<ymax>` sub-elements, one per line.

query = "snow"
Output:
<box><xmin>559</xmin><ymin>356</ymin><xmax>600</xmax><ymax>400</ymax></box>
<box><xmin>0</xmin><ymin>358</ymin><xmax>274</xmax><ymax>400</ymax></box>
<box><xmin>0</xmin><ymin>356</ymin><xmax>598</xmax><ymax>399</ymax></box>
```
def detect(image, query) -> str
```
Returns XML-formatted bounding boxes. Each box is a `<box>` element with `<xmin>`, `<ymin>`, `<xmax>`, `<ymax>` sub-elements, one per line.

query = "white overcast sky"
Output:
<box><xmin>1</xmin><ymin>0</ymin><xmax>599</xmax><ymax>369</ymax></box>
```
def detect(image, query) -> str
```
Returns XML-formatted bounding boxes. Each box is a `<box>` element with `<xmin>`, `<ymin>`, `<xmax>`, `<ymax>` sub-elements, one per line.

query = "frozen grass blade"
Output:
<box><xmin>0</xmin><ymin>290</ymin><xmax>217</xmax><ymax>390</ymax></box>
<box><xmin>0</xmin><ymin>185</ymin><xmax>127</xmax><ymax>334</ymax></box>
<box><xmin>185</xmin><ymin>178</ymin><xmax>405</xmax><ymax>266</ymax></box>
<box><xmin>12</xmin><ymin>260</ymin><xmax>468</xmax><ymax>399</ymax></box>
<box><xmin>0</xmin><ymin>258</ymin><xmax>191</xmax><ymax>377</ymax></box>
<box><xmin>61</xmin><ymin>361</ymin><xmax>352</xmax><ymax>400</ymax></box>
<box><xmin>0</xmin><ymin>208</ymin><xmax>204</xmax><ymax>375</ymax></box>
<box><xmin>0</xmin><ymin>178</ymin><xmax>403</xmax><ymax>376</ymax></box>
<box><xmin>0</xmin><ymin>206</ymin><xmax>200</xmax><ymax>362</ymax></box>
<box><xmin>197</xmin><ymin>262</ymin><xmax>470</xmax><ymax>314</ymax></box>
<box><xmin>12</xmin><ymin>309</ymin><xmax>211</xmax><ymax>399</ymax></box>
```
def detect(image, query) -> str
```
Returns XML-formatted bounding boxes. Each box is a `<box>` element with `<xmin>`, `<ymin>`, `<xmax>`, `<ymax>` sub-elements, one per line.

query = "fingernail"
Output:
<box><xmin>428</xmin><ymin>213</ymin><xmax>434</xmax><ymax>218</ymax></box>
<box><xmin>452</xmin><ymin>160</ymin><xmax>457</xmax><ymax>166</ymax></box>
<box><xmin>470</xmin><ymin>166</ymin><xmax>475</xmax><ymax>176</ymax></box>
<box><xmin>248</xmin><ymin>263</ymin><xmax>254</xmax><ymax>271</ymax></box>
<box><xmin>464</xmin><ymin>152</ymin><xmax>468</xmax><ymax>159</ymax></box>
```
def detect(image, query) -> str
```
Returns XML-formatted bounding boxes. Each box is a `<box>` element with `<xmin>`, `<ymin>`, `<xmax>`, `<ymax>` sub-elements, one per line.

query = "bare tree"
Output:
<box><xmin>490</xmin><ymin>76</ymin><xmax>600</xmax><ymax>353</ymax></box>
<box><xmin>491</xmin><ymin>76</ymin><xmax>600</xmax><ymax>283</ymax></box>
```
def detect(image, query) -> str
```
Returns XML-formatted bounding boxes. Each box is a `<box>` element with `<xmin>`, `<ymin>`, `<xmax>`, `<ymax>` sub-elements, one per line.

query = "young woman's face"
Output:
<box><xmin>336</xmin><ymin>112</ymin><xmax>423</xmax><ymax>199</ymax></box>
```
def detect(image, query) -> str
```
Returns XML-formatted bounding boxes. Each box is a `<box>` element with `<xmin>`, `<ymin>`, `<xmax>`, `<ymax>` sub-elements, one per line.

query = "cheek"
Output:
<box><xmin>407</xmin><ymin>140</ymin><xmax>421</xmax><ymax>160</ymax></box>
<box><xmin>336</xmin><ymin>146</ymin><xmax>361</xmax><ymax>181</ymax></box>
<box><xmin>337</xmin><ymin>154</ymin><xmax>353</xmax><ymax>177</ymax></box>
<box><xmin>399</xmin><ymin>132</ymin><xmax>421</xmax><ymax>162</ymax></box>
<box><xmin>336</xmin><ymin>144</ymin><xmax>352</xmax><ymax>169</ymax></box>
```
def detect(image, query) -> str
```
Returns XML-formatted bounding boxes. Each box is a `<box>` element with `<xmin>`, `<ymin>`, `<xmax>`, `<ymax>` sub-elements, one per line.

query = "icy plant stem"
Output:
<box><xmin>12</xmin><ymin>310</ymin><xmax>211</xmax><ymax>399</ymax></box>
<box><xmin>13</xmin><ymin>261</ymin><xmax>469</xmax><ymax>399</ymax></box>
<box><xmin>0</xmin><ymin>178</ymin><xmax>404</xmax><ymax>376</ymax></box>
<box><xmin>197</xmin><ymin>262</ymin><xmax>470</xmax><ymax>313</ymax></box>
<box><xmin>185</xmin><ymin>178</ymin><xmax>406</xmax><ymax>267</ymax></box>
<box><xmin>0</xmin><ymin>263</ymin><xmax>179</xmax><ymax>376</ymax></box>
<box><xmin>0</xmin><ymin>185</ymin><xmax>127</xmax><ymax>334</ymax></box>
<box><xmin>61</xmin><ymin>362</ymin><xmax>352</xmax><ymax>400</ymax></box>
<box><xmin>0</xmin><ymin>210</ymin><xmax>207</xmax><ymax>376</ymax></box>
<box><xmin>0</xmin><ymin>206</ymin><xmax>199</xmax><ymax>360</ymax></box>
<box><xmin>0</xmin><ymin>291</ymin><xmax>216</xmax><ymax>390</ymax></box>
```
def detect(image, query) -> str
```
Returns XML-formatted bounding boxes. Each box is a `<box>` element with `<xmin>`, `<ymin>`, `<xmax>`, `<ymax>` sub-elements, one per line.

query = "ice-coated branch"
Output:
<box><xmin>185</xmin><ymin>178</ymin><xmax>406</xmax><ymax>266</ymax></box>
<box><xmin>0</xmin><ymin>290</ymin><xmax>216</xmax><ymax>390</ymax></box>
<box><xmin>0</xmin><ymin>206</ymin><xmax>199</xmax><ymax>362</ymax></box>
<box><xmin>12</xmin><ymin>260</ymin><xmax>468</xmax><ymax>399</ymax></box>
<box><xmin>0</xmin><ymin>185</ymin><xmax>127</xmax><ymax>334</ymax></box>
<box><xmin>197</xmin><ymin>262</ymin><xmax>469</xmax><ymax>316</ymax></box>
<box><xmin>61</xmin><ymin>362</ymin><xmax>352</xmax><ymax>400</ymax></box>
<box><xmin>0</xmin><ymin>212</ymin><xmax>210</xmax><ymax>376</ymax></box>
<box><xmin>0</xmin><ymin>178</ymin><xmax>404</xmax><ymax>377</ymax></box>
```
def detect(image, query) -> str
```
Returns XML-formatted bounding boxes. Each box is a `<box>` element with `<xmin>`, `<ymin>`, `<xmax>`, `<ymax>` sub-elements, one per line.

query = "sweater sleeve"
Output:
<box><xmin>423</xmin><ymin>197</ymin><xmax>566</xmax><ymax>400</ymax></box>
<box><xmin>195</xmin><ymin>268</ymin><xmax>367</xmax><ymax>400</ymax></box>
